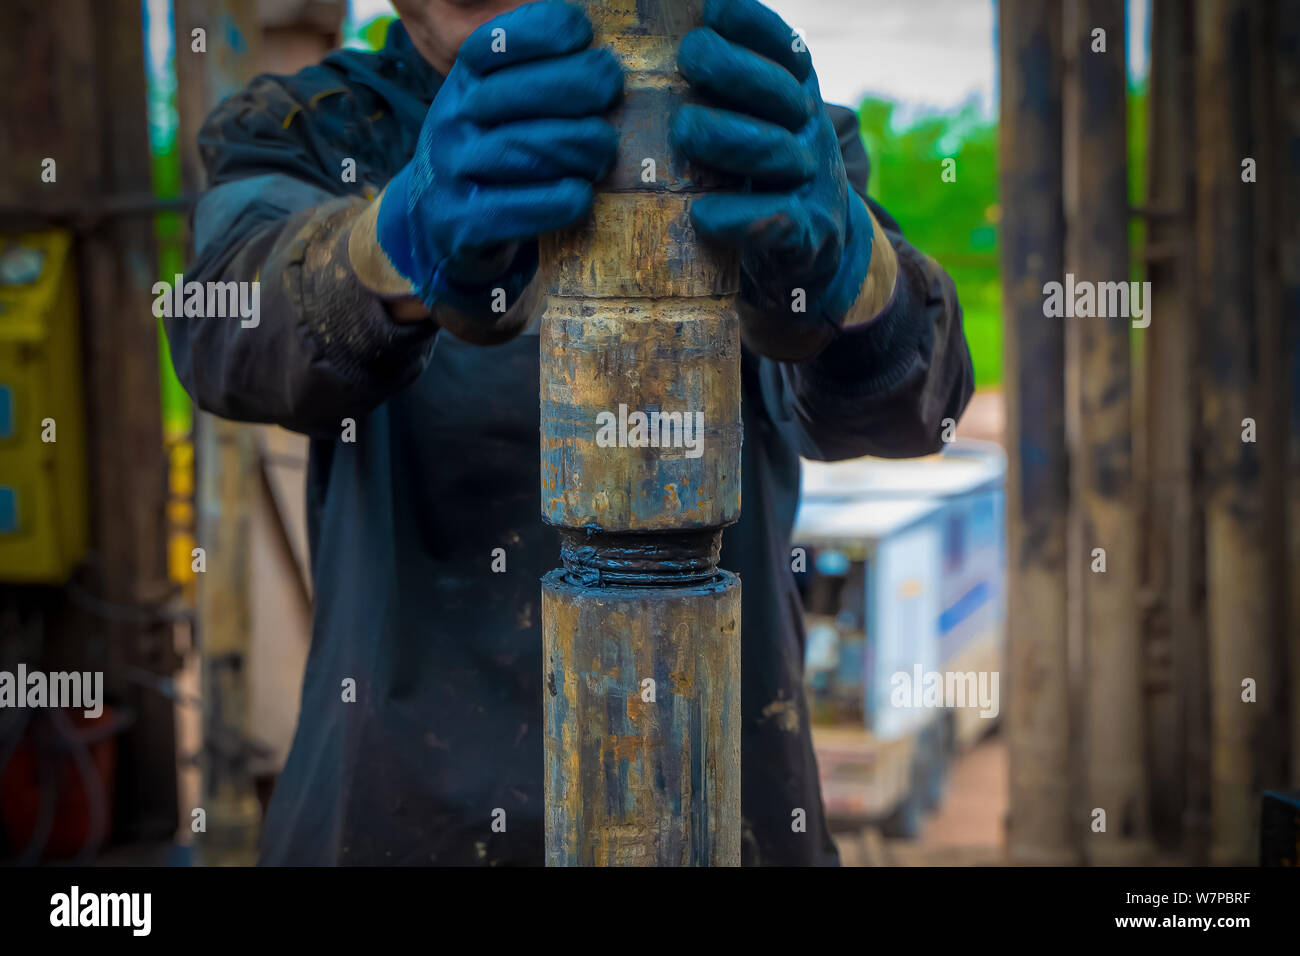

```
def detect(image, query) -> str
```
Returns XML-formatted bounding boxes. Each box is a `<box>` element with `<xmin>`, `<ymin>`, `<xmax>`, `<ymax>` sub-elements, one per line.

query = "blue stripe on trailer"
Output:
<box><xmin>939</xmin><ymin>580</ymin><xmax>992</xmax><ymax>635</ymax></box>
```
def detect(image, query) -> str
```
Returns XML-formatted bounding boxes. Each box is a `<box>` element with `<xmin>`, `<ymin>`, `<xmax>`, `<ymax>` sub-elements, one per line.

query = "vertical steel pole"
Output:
<box><xmin>1196</xmin><ymin>0</ymin><xmax>1276</xmax><ymax>865</ymax></box>
<box><xmin>539</xmin><ymin>0</ymin><xmax>742</xmax><ymax>866</ymax></box>
<box><xmin>1064</xmin><ymin>0</ymin><xmax>1151</xmax><ymax>864</ymax></box>
<box><xmin>1247</xmin><ymin>0</ymin><xmax>1293</xmax><ymax>814</ymax></box>
<box><xmin>1278</xmin><ymin>0</ymin><xmax>1300</xmax><ymax>789</ymax></box>
<box><xmin>0</xmin><ymin>0</ymin><xmax>179</xmax><ymax>844</ymax></box>
<box><xmin>1144</xmin><ymin>0</ymin><xmax>1209</xmax><ymax>857</ymax></box>
<box><xmin>1000</xmin><ymin>0</ymin><xmax>1077</xmax><ymax>864</ymax></box>
<box><xmin>174</xmin><ymin>0</ymin><xmax>265</xmax><ymax>866</ymax></box>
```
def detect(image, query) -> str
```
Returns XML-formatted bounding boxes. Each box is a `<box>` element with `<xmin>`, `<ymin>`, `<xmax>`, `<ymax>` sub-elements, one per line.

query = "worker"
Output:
<box><xmin>167</xmin><ymin>0</ymin><xmax>973</xmax><ymax>865</ymax></box>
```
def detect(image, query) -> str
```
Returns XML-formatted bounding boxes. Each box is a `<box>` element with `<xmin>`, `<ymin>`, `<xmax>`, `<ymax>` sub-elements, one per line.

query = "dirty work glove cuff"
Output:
<box><xmin>736</xmin><ymin>188</ymin><xmax>873</xmax><ymax>361</ymax></box>
<box><xmin>374</xmin><ymin>164</ymin><xmax>536</xmax><ymax>315</ymax></box>
<box><xmin>807</xmin><ymin>188</ymin><xmax>873</xmax><ymax>329</ymax></box>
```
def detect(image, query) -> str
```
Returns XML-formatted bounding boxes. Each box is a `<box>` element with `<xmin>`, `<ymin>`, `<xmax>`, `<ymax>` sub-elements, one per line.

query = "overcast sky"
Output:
<box><xmin>344</xmin><ymin>0</ymin><xmax>1149</xmax><ymax>123</ymax></box>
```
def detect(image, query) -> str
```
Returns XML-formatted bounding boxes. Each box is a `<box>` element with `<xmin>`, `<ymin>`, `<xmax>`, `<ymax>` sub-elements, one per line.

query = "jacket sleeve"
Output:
<box><xmin>165</xmin><ymin>75</ymin><xmax>438</xmax><ymax>439</ymax></box>
<box><xmin>763</xmin><ymin>104</ymin><xmax>975</xmax><ymax>462</ymax></box>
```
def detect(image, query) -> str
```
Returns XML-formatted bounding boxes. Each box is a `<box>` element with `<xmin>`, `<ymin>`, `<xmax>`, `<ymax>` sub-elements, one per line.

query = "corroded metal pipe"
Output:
<box><xmin>1065</xmin><ymin>0</ymin><xmax>1151</xmax><ymax>864</ymax></box>
<box><xmin>1144</xmin><ymin>0</ymin><xmax>1208</xmax><ymax>857</ymax></box>
<box><xmin>1279</xmin><ymin>0</ymin><xmax>1300</xmax><ymax>792</ymax></box>
<box><xmin>540</xmin><ymin>0</ymin><xmax>742</xmax><ymax>866</ymax></box>
<box><xmin>1197</xmin><ymin>0</ymin><xmax>1277</xmax><ymax>866</ymax></box>
<box><xmin>999</xmin><ymin>0</ymin><xmax>1077</xmax><ymax>865</ymax></box>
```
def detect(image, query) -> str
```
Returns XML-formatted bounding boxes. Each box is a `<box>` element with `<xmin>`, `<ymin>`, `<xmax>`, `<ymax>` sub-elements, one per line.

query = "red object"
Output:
<box><xmin>0</xmin><ymin>707</ymin><xmax>118</xmax><ymax>859</ymax></box>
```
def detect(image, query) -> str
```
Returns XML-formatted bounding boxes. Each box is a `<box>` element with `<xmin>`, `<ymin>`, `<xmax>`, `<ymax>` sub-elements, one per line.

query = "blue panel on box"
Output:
<box><xmin>0</xmin><ymin>386</ymin><xmax>12</xmax><ymax>438</ymax></box>
<box><xmin>0</xmin><ymin>487</ymin><xmax>16</xmax><ymax>534</ymax></box>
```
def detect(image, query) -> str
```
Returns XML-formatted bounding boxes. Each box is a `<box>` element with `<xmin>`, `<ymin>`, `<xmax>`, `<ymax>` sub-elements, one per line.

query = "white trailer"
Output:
<box><xmin>794</xmin><ymin>441</ymin><xmax>1006</xmax><ymax>838</ymax></box>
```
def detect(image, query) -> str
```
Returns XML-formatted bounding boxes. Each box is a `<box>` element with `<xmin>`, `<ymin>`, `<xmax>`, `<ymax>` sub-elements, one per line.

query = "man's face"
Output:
<box><xmin>392</xmin><ymin>0</ymin><xmax>526</xmax><ymax>76</ymax></box>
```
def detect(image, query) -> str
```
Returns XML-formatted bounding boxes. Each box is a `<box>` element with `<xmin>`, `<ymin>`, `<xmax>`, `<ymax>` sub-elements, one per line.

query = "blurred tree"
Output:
<box><xmin>857</xmin><ymin>82</ymin><xmax>1147</xmax><ymax>390</ymax></box>
<box><xmin>858</xmin><ymin>97</ymin><xmax>1002</xmax><ymax>387</ymax></box>
<box><xmin>359</xmin><ymin>15</ymin><xmax>396</xmax><ymax>51</ymax></box>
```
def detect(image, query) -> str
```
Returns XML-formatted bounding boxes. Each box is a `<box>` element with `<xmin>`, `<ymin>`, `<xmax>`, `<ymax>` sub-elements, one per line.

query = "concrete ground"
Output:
<box><xmin>955</xmin><ymin>388</ymin><xmax>1005</xmax><ymax>446</ymax></box>
<box><xmin>836</xmin><ymin>731</ymin><xmax>1007</xmax><ymax>866</ymax></box>
<box><xmin>94</xmin><ymin>731</ymin><xmax>1009</xmax><ymax>866</ymax></box>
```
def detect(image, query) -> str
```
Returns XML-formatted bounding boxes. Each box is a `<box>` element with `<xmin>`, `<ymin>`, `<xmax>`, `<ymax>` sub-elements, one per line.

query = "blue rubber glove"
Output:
<box><xmin>375</xmin><ymin>1</ymin><xmax>622</xmax><ymax>328</ymax></box>
<box><xmin>672</xmin><ymin>0</ymin><xmax>873</xmax><ymax>360</ymax></box>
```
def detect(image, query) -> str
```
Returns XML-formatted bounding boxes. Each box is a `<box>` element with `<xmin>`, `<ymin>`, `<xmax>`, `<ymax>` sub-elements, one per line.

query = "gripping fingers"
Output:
<box><xmin>462</xmin><ymin>47</ymin><xmax>624</xmax><ymax>125</ymax></box>
<box><xmin>455</xmin><ymin>178</ymin><xmax>595</xmax><ymax>249</ymax></box>
<box><xmin>678</xmin><ymin>27</ymin><xmax>813</xmax><ymax>132</ymax></box>
<box><xmin>460</xmin><ymin>118</ymin><xmax>620</xmax><ymax>185</ymax></box>
<box><xmin>703</xmin><ymin>0</ymin><xmax>813</xmax><ymax>83</ymax></box>
<box><xmin>689</xmin><ymin>192</ymin><xmax>816</xmax><ymax>257</ymax></box>
<box><xmin>457</xmin><ymin>1</ymin><xmax>594</xmax><ymax>75</ymax></box>
<box><xmin>672</xmin><ymin>106</ymin><xmax>813</xmax><ymax>185</ymax></box>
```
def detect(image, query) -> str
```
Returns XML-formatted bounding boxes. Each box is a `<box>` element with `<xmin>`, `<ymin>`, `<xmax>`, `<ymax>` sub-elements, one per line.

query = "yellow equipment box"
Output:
<box><xmin>0</xmin><ymin>230</ymin><xmax>89</xmax><ymax>582</ymax></box>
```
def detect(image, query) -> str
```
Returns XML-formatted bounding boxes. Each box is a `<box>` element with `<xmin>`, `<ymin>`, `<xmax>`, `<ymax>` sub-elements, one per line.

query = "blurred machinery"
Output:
<box><xmin>794</xmin><ymin>441</ymin><xmax>1007</xmax><ymax>840</ymax></box>
<box><xmin>0</xmin><ymin>230</ymin><xmax>89</xmax><ymax>583</ymax></box>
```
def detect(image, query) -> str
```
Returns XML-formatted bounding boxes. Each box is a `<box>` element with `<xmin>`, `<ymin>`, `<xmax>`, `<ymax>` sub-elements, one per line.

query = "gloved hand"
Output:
<box><xmin>672</xmin><ymin>0</ymin><xmax>874</xmax><ymax>361</ymax></box>
<box><xmin>362</xmin><ymin>1</ymin><xmax>622</xmax><ymax>341</ymax></box>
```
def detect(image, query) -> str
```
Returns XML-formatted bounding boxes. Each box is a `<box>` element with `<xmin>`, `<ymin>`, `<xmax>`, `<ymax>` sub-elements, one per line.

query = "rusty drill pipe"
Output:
<box><xmin>1000</xmin><ymin>0</ymin><xmax>1077</xmax><ymax>865</ymax></box>
<box><xmin>539</xmin><ymin>0</ymin><xmax>742</xmax><ymax>866</ymax></box>
<box><xmin>1065</xmin><ymin>0</ymin><xmax>1152</xmax><ymax>864</ymax></box>
<box><xmin>1279</xmin><ymin>0</ymin><xmax>1300</xmax><ymax>791</ymax></box>
<box><xmin>1144</xmin><ymin>0</ymin><xmax>1209</xmax><ymax>857</ymax></box>
<box><xmin>1197</xmin><ymin>0</ymin><xmax>1278</xmax><ymax>866</ymax></box>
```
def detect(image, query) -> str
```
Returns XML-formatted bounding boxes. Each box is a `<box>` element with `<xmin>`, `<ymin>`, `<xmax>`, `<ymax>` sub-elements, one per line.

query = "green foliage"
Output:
<box><xmin>1128</xmin><ymin>82</ymin><xmax>1148</xmax><ymax>364</ymax></box>
<box><xmin>360</xmin><ymin>16</ymin><xmax>397</xmax><ymax>52</ymax></box>
<box><xmin>856</xmin><ymin>84</ymin><xmax>1150</xmax><ymax>391</ymax></box>
<box><xmin>857</xmin><ymin>97</ymin><xmax>1002</xmax><ymax>387</ymax></box>
<box><xmin>148</xmin><ymin>67</ymin><xmax>192</xmax><ymax>436</ymax></box>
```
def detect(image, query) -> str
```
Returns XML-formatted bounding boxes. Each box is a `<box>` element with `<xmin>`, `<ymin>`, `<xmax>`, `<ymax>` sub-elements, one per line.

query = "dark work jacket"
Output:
<box><xmin>169</xmin><ymin>21</ymin><xmax>973</xmax><ymax>866</ymax></box>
